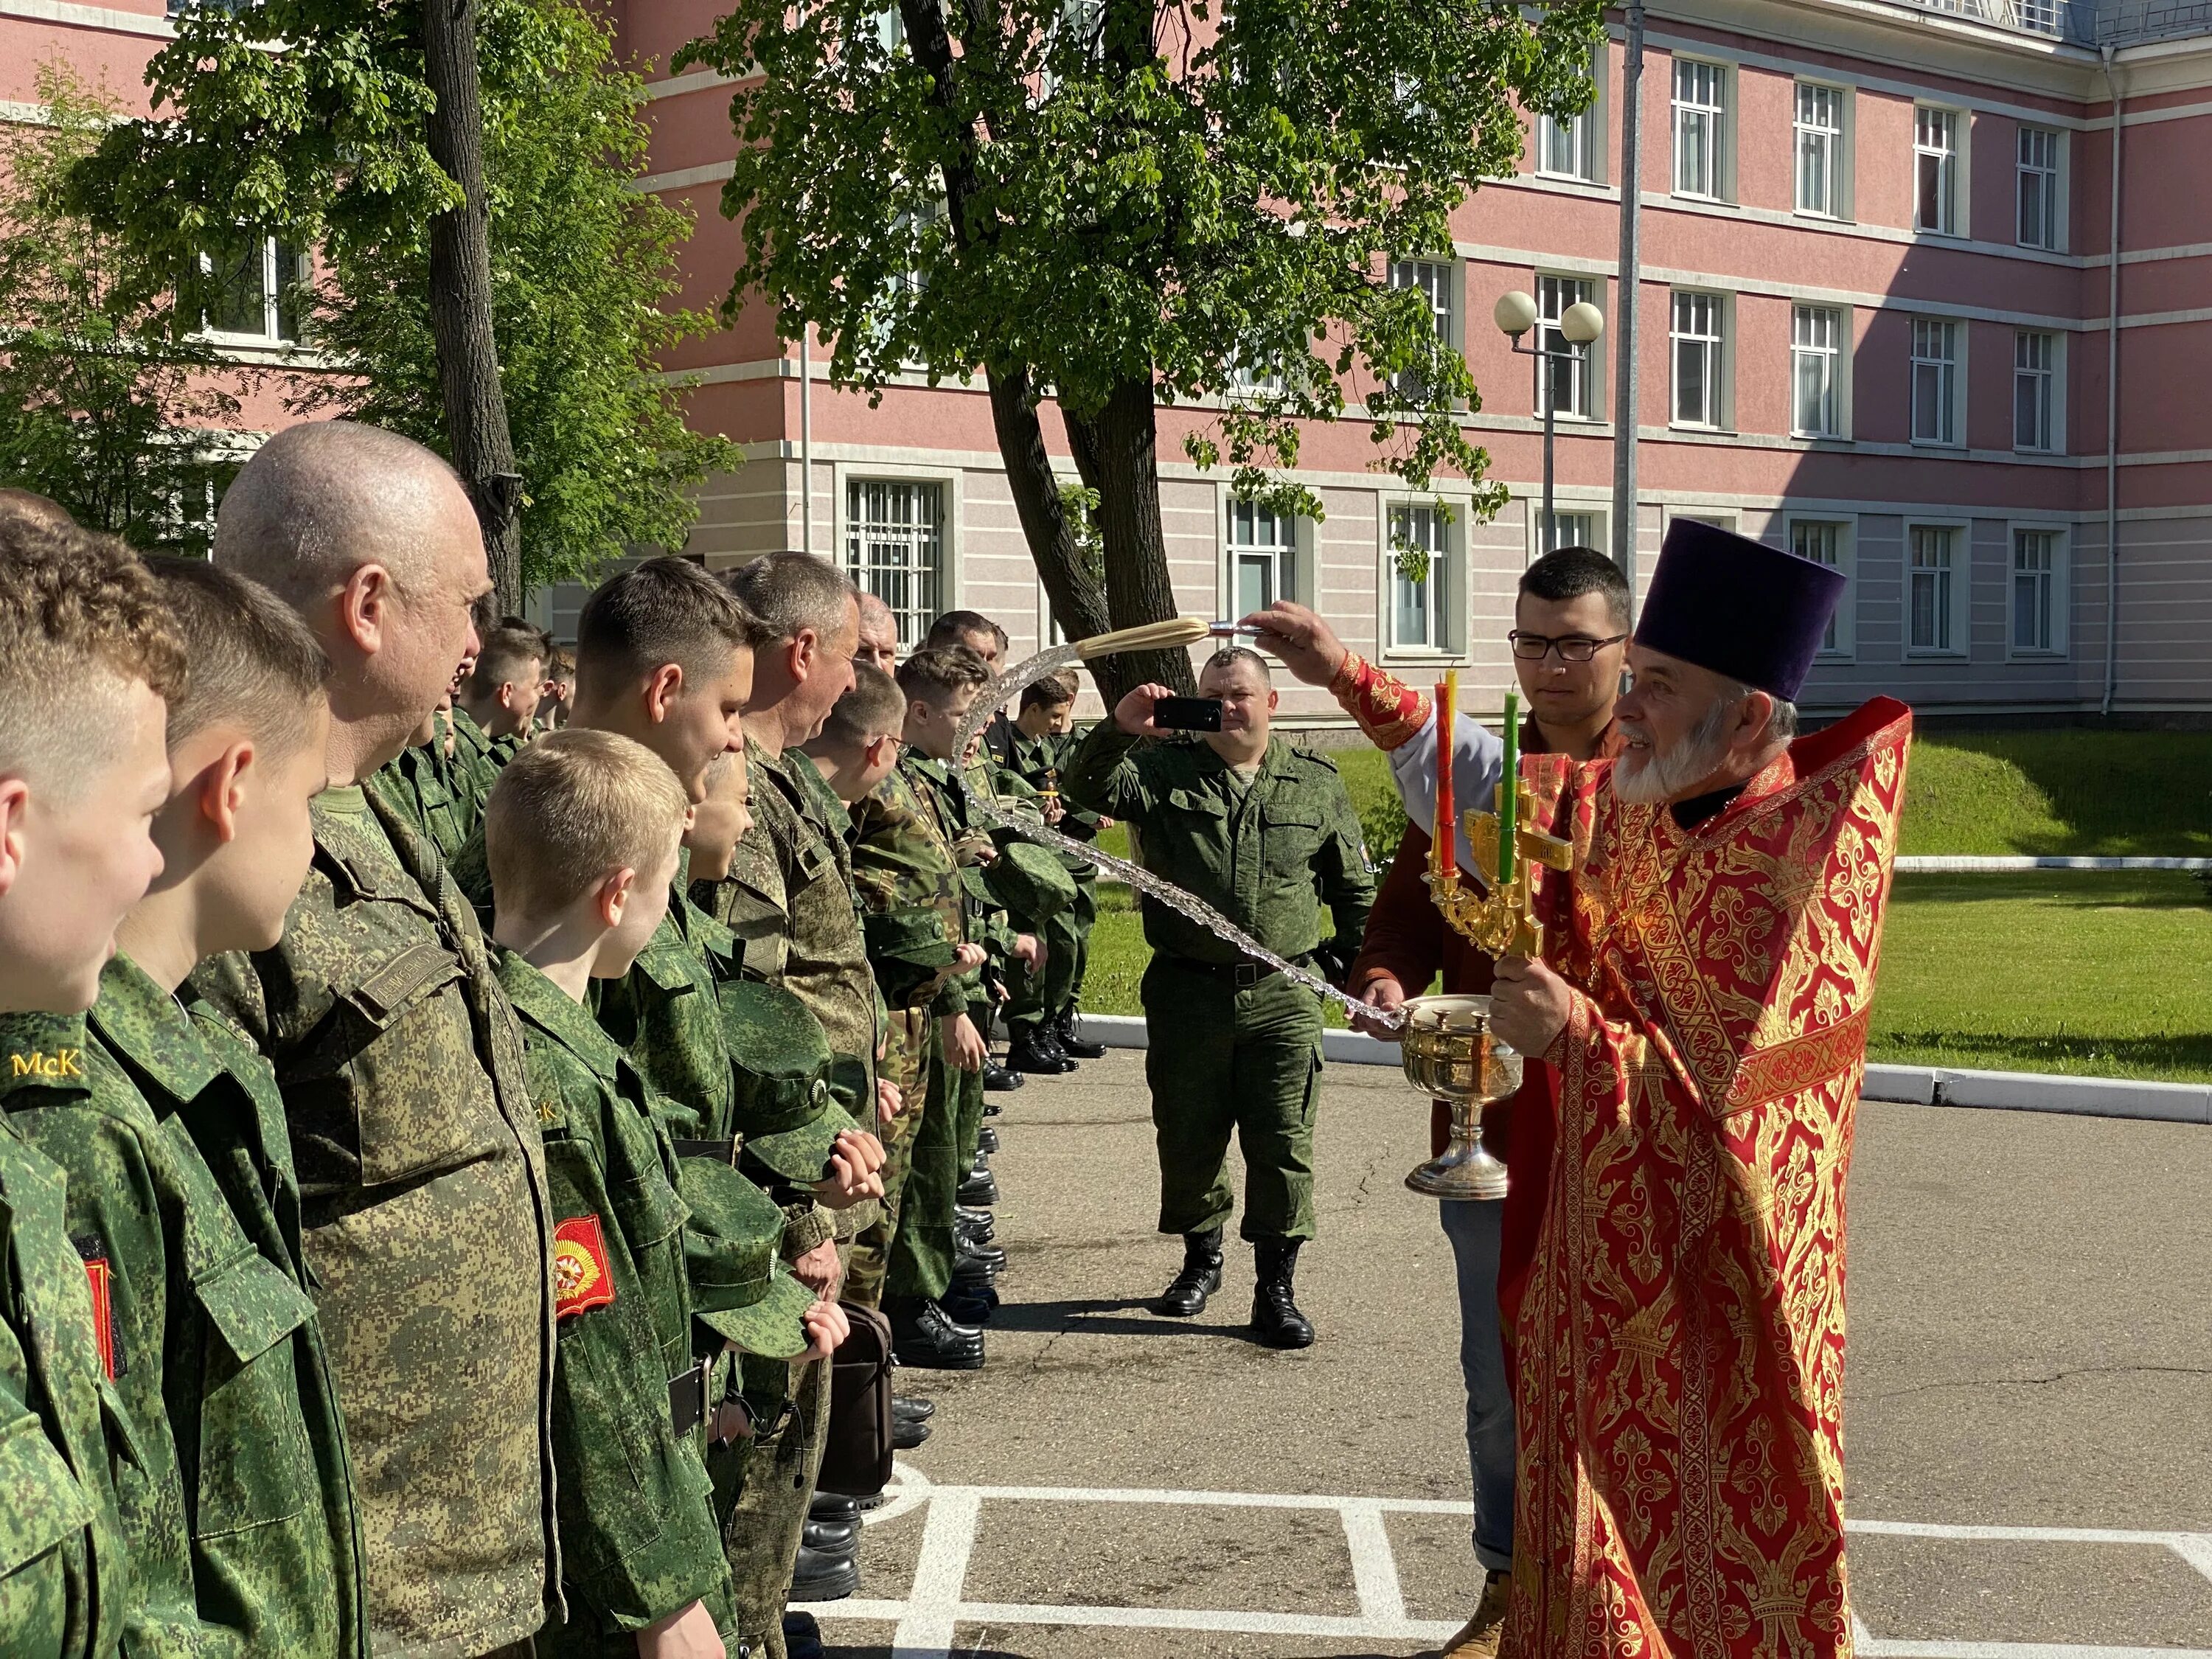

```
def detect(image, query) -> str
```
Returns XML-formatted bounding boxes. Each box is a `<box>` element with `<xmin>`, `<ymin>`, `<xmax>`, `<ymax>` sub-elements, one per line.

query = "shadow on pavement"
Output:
<box><xmin>989</xmin><ymin>1295</ymin><xmax>1263</xmax><ymax>1343</ymax></box>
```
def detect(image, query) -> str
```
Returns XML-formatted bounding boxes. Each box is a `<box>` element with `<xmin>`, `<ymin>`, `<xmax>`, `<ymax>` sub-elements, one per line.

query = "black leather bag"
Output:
<box><xmin>817</xmin><ymin>1303</ymin><xmax>895</xmax><ymax>1498</ymax></box>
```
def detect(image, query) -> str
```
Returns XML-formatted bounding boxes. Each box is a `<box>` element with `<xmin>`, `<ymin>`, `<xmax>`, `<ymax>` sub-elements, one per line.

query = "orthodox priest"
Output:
<box><xmin>1248</xmin><ymin>518</ymin><xmax>1910</xmax><ymax>1659</ymax></box>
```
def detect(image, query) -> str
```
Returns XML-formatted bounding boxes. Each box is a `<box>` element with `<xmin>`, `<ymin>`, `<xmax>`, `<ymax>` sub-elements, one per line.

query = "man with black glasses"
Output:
<box><xmin>1247</xmin><ymin>546</ymin><xmax>1626</xmax><ymax>1658</ymax></box>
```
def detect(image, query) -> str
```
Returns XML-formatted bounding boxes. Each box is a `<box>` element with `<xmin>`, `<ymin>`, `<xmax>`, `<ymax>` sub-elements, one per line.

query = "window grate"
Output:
<box><xmin>845</xmin><ymin>479</ymin><xmax>945</xmax><ymax>647</ymax></box>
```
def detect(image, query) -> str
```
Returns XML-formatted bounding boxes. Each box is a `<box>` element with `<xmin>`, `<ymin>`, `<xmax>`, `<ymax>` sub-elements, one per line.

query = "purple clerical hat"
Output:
<box><xmin>1632</xmin><ymin>519</ymin><xmax>1846</xmax><ymax>701</ymax></box>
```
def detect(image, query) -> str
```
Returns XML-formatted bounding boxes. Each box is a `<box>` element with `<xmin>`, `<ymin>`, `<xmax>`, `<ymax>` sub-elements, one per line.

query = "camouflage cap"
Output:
<box><xmin>717</xmin><ymin>978</ymin><xmax>863</xmax><ymax>1183</ymax></box>
<box><xmin>680</xmin><ymin>1156</ymin><xmax>820</xmax><ymax>1359</ymax></box>
<box><xmin>984</xmin><ymin>839</ymin><xmax>1078</xmax><ymax>922</ymax></box>
<box><xmin>860</xmin><ymin>907</ymin><xmax>957</xmax><ymax>970</ymax></box>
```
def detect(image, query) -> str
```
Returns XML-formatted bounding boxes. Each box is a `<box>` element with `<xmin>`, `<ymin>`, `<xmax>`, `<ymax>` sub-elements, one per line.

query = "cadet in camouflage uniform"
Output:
<box><xmin>0</xmin><ymin>508</ymin><xmax>184</xmax><ymax>1659</ymax></box>
<box><xmin>190</xmin><ymin>423</ymin><xmax>560</xmax><ymax>1659</ymax></box>
<box><xmin>1006</xmin><ymin>672</ymin><xmax>1109</xmax><ymax>1063</ymax></box>
<box><xmin>479</xmin><ymin>730</ymin><xmax>831</xmax><ymax>1658</ymax></box>
<box><xmin>456</xmin><ymin>622</ymin><xmax>546</xmax><ymax>773</ymax></box>
<box><xmin>368</xmin><ymin>700</ymin><xmax>475</xmax><ymax>866</ymax></box>
<box><xmin>1062</xmin><ymin>647</ymin><xmax>1373</xmax><ymax>1350</ymax></box>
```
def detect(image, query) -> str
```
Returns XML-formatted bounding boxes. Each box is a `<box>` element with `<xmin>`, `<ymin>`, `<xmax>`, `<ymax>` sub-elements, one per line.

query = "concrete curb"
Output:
<box><xmin>1071</xmin><ymin>1015</ymin><xmax>2210</xmax><ymax>1124</ymax></box>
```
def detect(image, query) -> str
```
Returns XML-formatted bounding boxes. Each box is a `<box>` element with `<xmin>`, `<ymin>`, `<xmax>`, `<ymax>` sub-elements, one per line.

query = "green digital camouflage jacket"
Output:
<box><xmin>1062</xmin><ymin>726</ymin><xmax>1374</xmax><ymax>967</ymax></box>
<box><xmin>367</xmin><ymin>738</ymin><xmax>472</xmax><ymax>869</ymax></box>
<box><xmin>1007</xmin><ymin>728</ymin><xmax>1105</xmax><ymax>875</ymax></box>
<box><xmin>850</xmin><ymin>763</ymin><xmax>970</xmax><ymax>1018</ymax></box>
<box><xmin>0</xmin><ymin>1054</ymin><xmax>136</xmax><ymax>1659</ymax></box>
<box><xmin>593</xmin><ymin>879</ymin><xmax>745</xmax><ymax>1147</ymax></box>
<box><xmin>189</xmin><ymin>784</ymin><xmax>561</xmax><ymax>1658</ymax></box>
<box><xmin>443</xmin><ymin>706</ymin><xmax>501</xmax><ymax>824</ymax></box>
<box><xmin>496</xmin><ymin>953</ymin><xmax>740</xmax><ymax>1652</ymax></box>
<box><xmin>1</xmin><ymin>956</ymin><xmax>366</xmax><ymax>1659</ymax></box>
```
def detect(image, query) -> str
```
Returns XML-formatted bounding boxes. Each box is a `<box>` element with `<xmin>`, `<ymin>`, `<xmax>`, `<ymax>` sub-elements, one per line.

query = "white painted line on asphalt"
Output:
<box><xmin>890</xmin><ymin>1488</ymin><xmax>980</xmax><ymax>1659</ymax></box>
<box><xmin>897</xmin><ymin>1478</ymin><xmax>1472</xmax><ymax>1513</ymax></box>
<box><xmin>1848</xmin><ymin>1519</ymin><xmax>2212</xmax><ymax>1547</ymax></box>
<box><xmin>2167</xmin><ymin>1533</ymin><xmax>2212</xmax><ymax>1587</ymax></box>
<box><xmin>861</xmin><ymin>1459</ymin><xmax>935</xmax><ymax>1528</ymax></box>
<box><xmin>945</xmin><ymin>1601</ymin><xmax>1461</xmax><ymax>1641</ymax></box>
<box><xmin>1340</xmin><ymin>1498</ymin><xmax>1411</xmax><ymax>1627</ymax></box>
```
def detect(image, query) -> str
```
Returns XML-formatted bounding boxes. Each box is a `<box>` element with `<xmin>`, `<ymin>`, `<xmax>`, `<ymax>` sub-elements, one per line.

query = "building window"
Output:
<box><xmin>1907</xmin><ymin>525</ymin><xmax>1962</xmax><ymax>654</ymax></box>
<box><xmin>1794</xmin><ymin>83</ymin><xmax>1846</xmax><ymax>218</ymax></box>
<box><xmin>1386</xmin><ymin>505</ymin><xmax>1458</xmax><ymax>653</ymax></box>
<box><xmin>1539</xmin><ymin>52</ymin><xmax>1600</xmax><ymax>182</ymax></box>
<box><xmin>1541</xmin><ymin>509</ymin><xmax>1598</xmax><ymax>553</ymax></box>
<box><xmin>2014</xmin><ymin>331</ymin><xmax>2057</xmax><ymax>453</ymax></box>
<box><xmin>1229</xmin><ymin>499</ymin><xmax>1301</xmax><ymax>614</ymax></box>
<box><xmin>1914</xmin><ymin>107</ymin><xmax>1961</xmax><ymax>235</ymax></box>
<box><xmin>1910</xmin><ymin>319</ymin><xmax>1960</xmax><ymax>447</ymax></box>
<box><xmin>845</xmin><ymin>479</ymin><xmax>945</xmax><ymax>647</ymax></box>
<box><xmin>1792</xmin><ymin>305</ymin><xmax>1844</xmax><ymax>438</ymax></box>
<box><xmin>2017</xmin><ymin>126</ymin><xmax>2062</xmax><ymax>251</ymax></box>
<box><xmin>1537</xmin><ymin>275</ymin><xmax>1598</xmax><ymax>419</ymax></box>
<box><xmin>1229</xmin><ymin>354</ymin><xmax>1284</xmax><ymax>397</ymax></box>
<box><xmin>202</xmin><ymin>237</ymin><xmax>304</xmax><ymax>341</ymax></box>
<box><xmin>2011</xmin><ymin>528</ymin><xmax>2065</xmax><ymax>653</ymax></box>
<box><xmin>1388</xmin><ymin>259</ymin><xmax>1455</xmax><ymax>400</ymax></box>
<box><xmin>1670</xmin><ymin>291</ymin><xmax>1725</xmax><ymax>428</ymax></box>
<box><xmin>1672</xmin><ymin>59</ymin><xmax>1728</xmax><ymax>200</ymax></box>
<box><xmin>1790</xmin><ymin>519</ymin><xmax>1853</xmax><ymax>655</ymax></box>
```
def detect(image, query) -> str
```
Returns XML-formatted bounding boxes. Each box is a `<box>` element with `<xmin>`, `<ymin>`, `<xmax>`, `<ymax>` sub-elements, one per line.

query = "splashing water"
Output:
<box><xmin>950</xmin><ymin>644</ymin><xmax>1406</xmax><ymax>1033</ymax></box>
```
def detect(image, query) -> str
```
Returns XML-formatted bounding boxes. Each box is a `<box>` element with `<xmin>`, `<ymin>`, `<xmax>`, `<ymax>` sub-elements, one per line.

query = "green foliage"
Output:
<box><xmin>1896</xmin><ymin>729</ymin><xmax>2212</xmax><ymax>858</ymax></box>
<box><xmin>677</xmin><ymin>0</ymin><xmax>1604</xmax><ymax>513</ymax></box>
<box><xmin>0</xmin><ymin>69</ymin><xmax>244</xmax><ymax>554</ymax></box>
<box><xmin>72</xmin><ymin>0</ymin><xmax>736</xmax><ymax>588</ymax></box>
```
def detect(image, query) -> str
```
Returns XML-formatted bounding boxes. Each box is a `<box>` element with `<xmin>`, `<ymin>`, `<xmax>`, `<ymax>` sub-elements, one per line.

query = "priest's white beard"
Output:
<box><xmin>1613</xmin><ymin>695</ymin><xmax>1738</xmax><ymax>804</ymax></box>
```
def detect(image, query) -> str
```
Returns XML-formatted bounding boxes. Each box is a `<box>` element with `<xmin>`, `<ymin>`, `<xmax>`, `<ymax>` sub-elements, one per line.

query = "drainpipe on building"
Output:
<box><xmin>2101</xmin><ymin>45</ymin><xmax>2123</xmax><ymax>718</ymax></box>
<box><xmin>800</xmin><ymin>328</ymin><xmax>816</xmax><ymax>558</ymax></box>
<box><xmin>1610</xmin><ymin>0</ymin><xmax>1646</xmax><ymax>622</ymax></box>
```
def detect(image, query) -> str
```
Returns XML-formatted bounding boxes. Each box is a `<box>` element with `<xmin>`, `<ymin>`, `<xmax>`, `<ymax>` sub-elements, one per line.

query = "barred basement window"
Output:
<box><xmin>845</xmin><ymin>480</ymin><xmax>945</xmax><ymax>647</ymax></box>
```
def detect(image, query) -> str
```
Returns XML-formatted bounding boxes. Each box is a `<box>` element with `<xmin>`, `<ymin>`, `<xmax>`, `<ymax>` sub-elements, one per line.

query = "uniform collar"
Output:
<box><xmin>494</xmin><ymin>949</ymin><xmax>624</xmax><ymax>1082</ymax></box>
<box><xmin>0</xmin><ymin>1008</ymin><xmax>94</xmax><ymax>1103</ymax></box>
<box><xmin>88</xmin><ymin>953</ymin><xmax>223</xmax><ymax>1102</ymax></box>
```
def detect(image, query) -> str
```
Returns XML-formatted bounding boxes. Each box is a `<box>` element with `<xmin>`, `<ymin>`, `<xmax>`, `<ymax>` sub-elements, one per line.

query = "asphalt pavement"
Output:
<box><xmin>821</xmin><ymin>1048</ymin><xmax>2212</xmax><ymax>1658</ymax></box>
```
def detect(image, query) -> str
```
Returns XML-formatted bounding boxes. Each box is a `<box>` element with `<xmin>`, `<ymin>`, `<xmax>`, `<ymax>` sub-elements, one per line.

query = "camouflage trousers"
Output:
<box><xmin>1004</xmin><ymin>880</ymin><xmax>1095</xmax><ymax>1039</ymax></box>
<box><xmin>886</xmin><ymin>1016</ymin><xmax>961</xmax><ymax>1301</ymax></box>
<box><xmin>720</xmin><ymin>1314</ymin><xmax>836</xmax><ymax>1658</ymax></box>
<box><xmin>844</xmin><ymin>1009</ymin><xmax>929</xmax><ymax>1310</ymax></box>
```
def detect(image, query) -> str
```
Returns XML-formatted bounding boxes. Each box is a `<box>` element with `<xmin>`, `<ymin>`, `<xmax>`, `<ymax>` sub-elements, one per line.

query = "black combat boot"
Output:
<box><xmin>788</xmin><ymin>1543</ymin><xmax>858</xmax><ymax>1601</ymax></box>
<box><xmin>886</xmin><ymin>1295</ymin><xmax>985</xmax><ymax>1370</ymax></box>
<box><xmin>982</xmin><ymin>1058</ymin><xmax>1026</xmax><ymax>1092</ymax></box>
<box><xmin>977</xmin><ymin>1124</ymin><xmax>1000</xmax><ymax>1155</ymax></box>
<box><xmin>957</xmin><ymin>1159</ymin><xmax>1000</xmax><ymax>1206</ymax></box>
<box><xmin>1055</xmin><ymin>1010</ymin><xmax>1107</xmax><ymax>1060</ymax></box>
<box><xmin>1251</xmin><ymin>1241</ymin><xmax>1315</xmax><ymax>1349</ymax></box>
<box><xmin>1006</xmin><ymin>1026</ymin><xmax>1074</xmax><ymax>1074</ymax></box>
<box><xmin>956</xmin><ymin>1206</ymin><xmax>995</xmax><ymax>1240</ymax></box>
<box><xmin>1153</xmin><ymin>1230</ymin><xmax>1225</xmax><ymax>1317</ymax></box>
<box><xmin>957</xmin><ymin>1231</ymin><xmax>1006</xmax><ymax>1273</ymax></box>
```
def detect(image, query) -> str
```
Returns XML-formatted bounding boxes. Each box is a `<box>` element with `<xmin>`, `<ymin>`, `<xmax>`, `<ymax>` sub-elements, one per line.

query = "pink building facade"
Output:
<box><xmin>10</xmin><ymin>0</ymin><xmax>2212</xmax><ymax>722</ymax></box>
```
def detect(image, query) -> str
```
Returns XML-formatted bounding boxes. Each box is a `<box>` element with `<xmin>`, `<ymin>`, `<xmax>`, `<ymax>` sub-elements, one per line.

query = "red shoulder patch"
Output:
<box><xmin>83</xmin><ymin>1259</ymin><xmax>116</xmax><ymax>1380</ymax></box>
<box><xmin>552</xmin><ymin>1216</ymin><xmax>616</xmax><ymax>1321</ymax></box>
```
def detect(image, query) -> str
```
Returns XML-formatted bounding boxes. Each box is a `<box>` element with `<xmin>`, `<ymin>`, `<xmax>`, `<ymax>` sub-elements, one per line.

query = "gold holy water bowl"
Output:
<box><xmin>1400</xmin><ymin>994</ymin><xmax>1521</xmax><ymax>1202</ymax></box>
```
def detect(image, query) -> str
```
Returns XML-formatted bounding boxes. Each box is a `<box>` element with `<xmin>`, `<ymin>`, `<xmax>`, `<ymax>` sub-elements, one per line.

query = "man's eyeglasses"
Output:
<box><xmin>1508</xmin><ymin>630</ymin><xmax>1628</xmax><ymax>664</ymax></box>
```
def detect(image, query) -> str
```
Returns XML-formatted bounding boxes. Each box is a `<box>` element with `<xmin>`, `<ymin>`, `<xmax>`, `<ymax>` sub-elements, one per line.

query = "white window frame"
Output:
<box><xmin>1380</xmin><ymin>501</ymin><xmax>1463</xmax><ymax>659</ymax></box>
<box><xmin>1671</xmin><ymin>58</ymin><xmax>1731</xmax><ymax>202</ymax></box>
<box><xmin>1910</xmin><ymin>318</ymin><xmax>1964</xmax><ymax>449</ymax></box>
<box><xmin>1905</xmin><ymin>521</ymin><xmax>1969</xmax><ymax>658</ymax></box>
<box><xmin>1791</xmin><ymin>305</ymin><xmax>1848</xmax><ymax>439</ymax></box>
<box><xmin>1786</xmin><ymin>516</ymin><xmax>1856</xmax><ymax>658</ymax></box>
<box><xmin>1792</xmin><ymin>82</ymin><xmax>1851</xmax><ymax>220</ymax></box>
<box><xmin>837</xmin><ymin>465</ymin><xmax>960</xmax><ymax>647</ymax></box>
<box><xmin>1537</xmin><ymin>47</ymin><xmax>1606</xmax><ymax>184</ymax></box>
<box><xmin>2013</xmin><ymin>330</ymin><xmax>2062</xmax><ymax>455</ymax></box>
<box><xmin>1669</xmin><ymin>289</ymin><xmax>1729</xmax><ymax>431</ymax></box>
<box><xmin>1914</xmin><ymin>105</ymin><xmax>1965</xmax><ymax>237</ymax></box>
<box><xmin>2008</xmin><ymin>524</ymin><xmax>2069</xmax><ymax>658</ymax></box>
<box><xmin>2017</xmin><ymin>125</ymin><xmax>2065</xmax><ymax>252</ymax></box>
<box><xmin>1527</xmin><ymin>504</ymin><xmax>1606</xmax><ymax>563</ymax></box>
<box><xmin>1388</xmin><ymin>257</ymin><xmax>1457</xmax><ymax>402</ymax></box>
<box><xmin>1224</xmin><ymin>495</ymin><xmax>1309</xmax><ymax>618</ymax></box>
<box><xmin>1536</xmin><ymin>274</ymin><xmax>1600</xmax><ymax>420</ymax></box>
<box><xmin>198</xmin><ymin>237</ymin><xmax>303</xmax><ymax>344</ymax></box>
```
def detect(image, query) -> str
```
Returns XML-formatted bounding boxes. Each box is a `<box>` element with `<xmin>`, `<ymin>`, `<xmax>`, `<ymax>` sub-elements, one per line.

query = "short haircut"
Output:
<box><xmin>896</xmin><ymin>646</ymin><xmax>991</xmax><ymax>706</ymax></box>
<box><xmin>575</xmin><ymin>556</ymin><xmax>767</xmax><ymax>693</ymax></box>
<box><xmin>1200</xmin><ymin>645</ymin><xmax>1271</xmax><ymax>686</ymax></box>
<box><xmin>725</xmin><ymin>552</ymin><xmax>858</xmax><ymax>643</ymax></box>
<box><xmin>213</xmin><ymin>421</ymin><xmax>470</xmax><ymax>611</ymax></box>
<box><xmin>548</xmin><ymin>649</ymin><xmax>576</xmax><ymax>682</ymax></box>
<box><xmin>467</xmin><ymin>624</ymin><xmax>545</xmax><ymax>697</ymax></box>
<box><xmin>146</xmin><ymin>557</ymin><xmax>330</xmax><ymax>753</ymax></box>
<box><xmin>1019</xmin><ymin>669</ymin><xmax>1078</xmax><ymax>712</ymax></box>
<box><xmin>925</xmin><ymin>610</ymin><xmax>1006</xmax><ymax>653</ymax></box>
<box><xmin>819</xmin><ymin>664</ymin><xmax>905</xmax><ymax>749</ymax></box>
<box><xmin>0</xmin><ymin>517</ymin><xmax>188</xmax><ymax>790</ymax></box>
<box><xmin>1520</xmin><ymin>546</ymin><xmax>1630</xmax><ymax>630</ymax></box>
<box><xmin>468</xmin><ymin>591</ymin><xmax>500</xmax><ymax>647</ymax></box>
<box><xmin>484</xmin><ymin>728</ymin><xmax>689</xmax><ymax>919</ymax></box>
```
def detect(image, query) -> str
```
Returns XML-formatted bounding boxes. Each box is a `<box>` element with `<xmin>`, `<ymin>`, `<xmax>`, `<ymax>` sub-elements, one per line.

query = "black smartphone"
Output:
<box><xmin>1153</xmin><ymin>695</ymin><xmax>1225</xmax><ymax>733</ymax></box>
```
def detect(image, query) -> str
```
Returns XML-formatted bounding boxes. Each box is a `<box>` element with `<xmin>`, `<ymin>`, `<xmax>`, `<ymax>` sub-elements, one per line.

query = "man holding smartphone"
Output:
<box><xmin>1060</xmin><ymin>647</ymin><xmax>1373</xmax><ymax>1347</ymax></box>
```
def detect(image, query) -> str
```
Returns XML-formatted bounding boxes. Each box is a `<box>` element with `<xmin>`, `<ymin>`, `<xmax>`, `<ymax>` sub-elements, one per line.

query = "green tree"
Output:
<box><xmin>680</xmin><ymin>0</ymin><xmax>1599</xmax><ymax>693</ymax></box>
<box><xmin>71</xmin><ymin>0</ymin><xmax>731</xmax><ymax>601</ymax></box>
<box><xmin>0</xmin><ymin>69</ymin><xmax>246</xmax><ymax>554</ymax></box>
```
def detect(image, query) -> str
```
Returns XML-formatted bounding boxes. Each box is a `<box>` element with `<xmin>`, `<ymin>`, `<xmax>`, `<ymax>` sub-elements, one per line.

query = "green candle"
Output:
<box><xmin>1498</xmin><ymin>689</ymin><xmax>1519</xmax><ymax>886</ymax></box>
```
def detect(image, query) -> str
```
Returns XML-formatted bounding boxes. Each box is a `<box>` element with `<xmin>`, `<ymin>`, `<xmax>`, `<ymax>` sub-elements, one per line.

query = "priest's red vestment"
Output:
<box><xmin>1502</xmin><ymin>696</ymin><xmax>1912</xmax><ymax>1659</ymax></box>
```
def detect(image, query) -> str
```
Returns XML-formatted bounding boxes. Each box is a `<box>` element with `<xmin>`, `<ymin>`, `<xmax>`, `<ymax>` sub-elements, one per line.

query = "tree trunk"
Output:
<box><xmin>987</xmin><ymin>363</ymin><xmax>1109</xmax><ymax>647</ymax></box>
<box><xmin>1071</xmin><ymin>377</ymin><xmax>1192</xmax><ymax>703</ymax></box>
<box><xmin>422</xmin><ymin>0</ymin><xmax>524</xmax><ymax>611</ymax></box>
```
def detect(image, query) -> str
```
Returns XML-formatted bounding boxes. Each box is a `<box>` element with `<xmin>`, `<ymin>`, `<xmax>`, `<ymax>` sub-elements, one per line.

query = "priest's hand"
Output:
<box><xmin>1239</xmin><ymin>602</ymin><xmax>1349</xmax><ymax>687</ymax></box>
<box><xmin>1352</xmin><ymin>974</ymin><xmax>1407</xmax><ymax>1041</ymax></box>
<box><xmin>1491</xmin><ymin>955</ymin><xmax>1572</xmax><ymax>1060</ymax></box>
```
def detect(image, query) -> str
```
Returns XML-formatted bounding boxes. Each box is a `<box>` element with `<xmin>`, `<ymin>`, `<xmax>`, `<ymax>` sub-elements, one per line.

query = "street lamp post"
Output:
<box><xmin>1494</xmin><ymin>291</ymin><xmax>1605</xmax><ymax>551</ymax></box>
